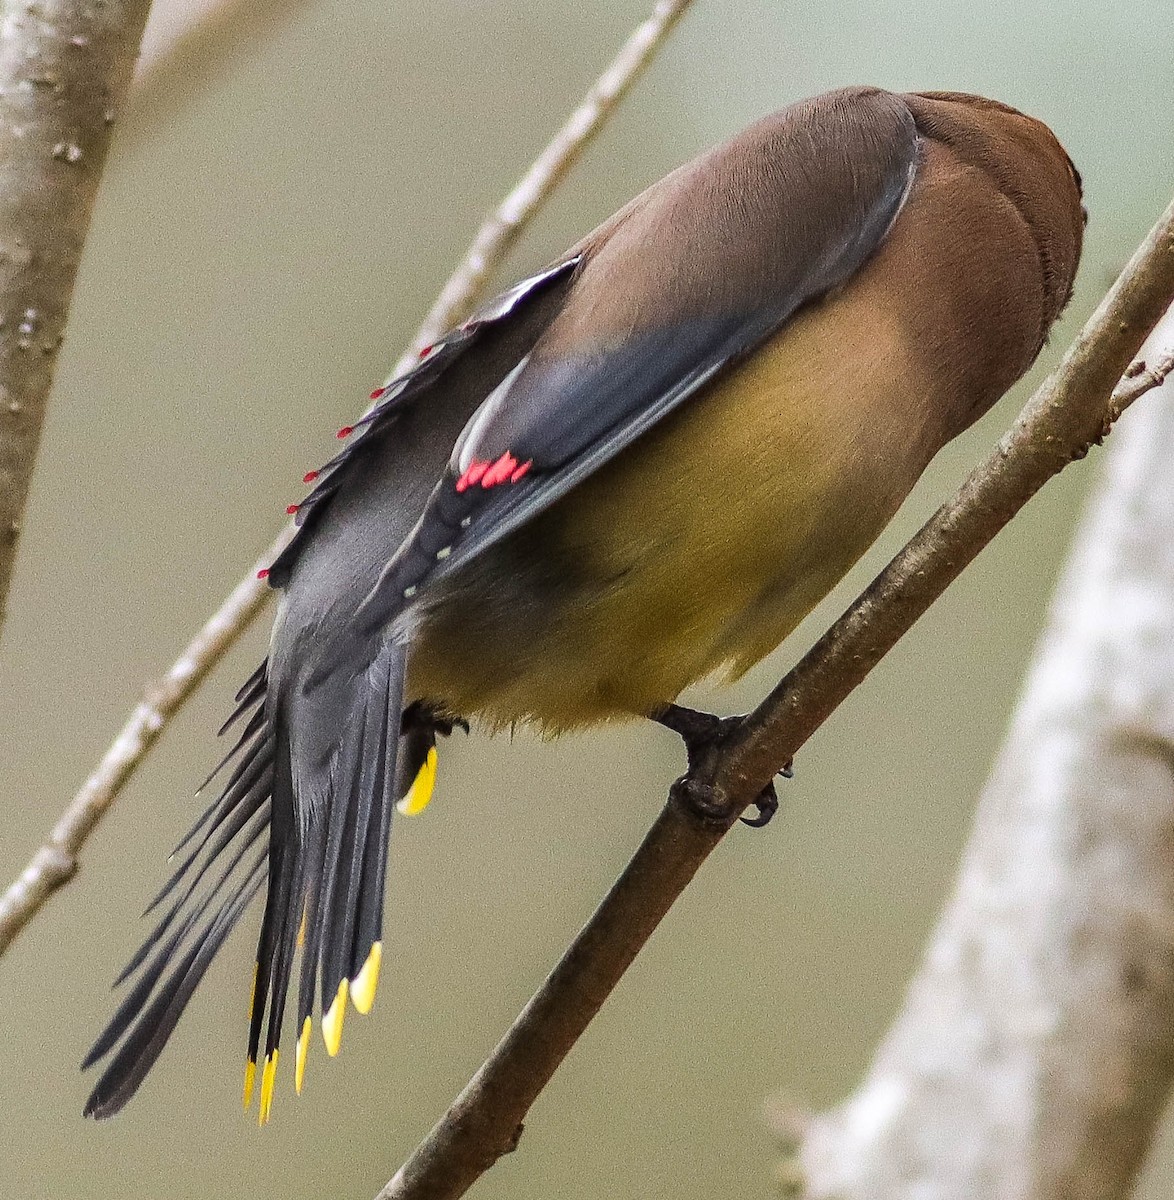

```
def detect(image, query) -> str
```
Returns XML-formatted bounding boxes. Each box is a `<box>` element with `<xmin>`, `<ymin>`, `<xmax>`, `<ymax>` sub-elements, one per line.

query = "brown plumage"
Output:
<box><xmin>85</xmin><ymin>86</ymin><xmax>1083</xmax><ymax>1121</ymax></box>
<box><xmin>409</xmin><ymin>88</ymin><xmax>1083</xmax><ymax>729</ymax></box>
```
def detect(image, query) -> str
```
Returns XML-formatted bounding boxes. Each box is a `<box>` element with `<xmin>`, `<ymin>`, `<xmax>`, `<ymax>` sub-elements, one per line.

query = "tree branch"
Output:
<box><xmin>789</xmin><ymin>305</ymin><xmax>1174</xmax><ymax>1200</ymax></box>
<box><xmin>0</xmin><ymin>0</ymin><xmax>154</xmax><ymax>632</ymax></box>
<box><xmin>374</xmin><ymin>199</ymin><xmax>1174</xmax><ymax>1200</ymax></box>
<box><xmin>0</xmin><ymin>0</ymin><xmax>695</xmax><ymax>955</ymax></box>
<box><xmin>134</xmin><ymin>0</ymin><xmax>303</xmax><ymax>84</ymax></box>
<box><xmin>383</xmin><ymin>0</ymin><xmax>696</xmax><ymax>382</ymax></box>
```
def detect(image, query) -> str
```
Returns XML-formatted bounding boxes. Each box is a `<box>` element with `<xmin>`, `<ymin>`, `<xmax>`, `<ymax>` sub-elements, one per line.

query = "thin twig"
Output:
<box><xmin>375</xmin><ymin>200</ymin><xmax>1174</xmax><ymax>1200</ymax></box>
<box><xmin>134</xmin><ymin>0</ymin><xmax>303</xmax><ymax>82</ymax></box>
<box><xmin>385</xmin><ymin>0</ymin><xmax>696</xmax><ymax>381</ymax></box>
<box><xmin>0</xmin><ymin>0</ymin><xmax>695</xmax><ymax>957</ymax></box>
<box><xmin>1111</xmin><ymin>345</ymin><xmax>1174</xmax><ymax>413</ymax></box>
<box><xmin>0</xmin><ymin>0</ymin><xmax>154</xmax><ymax>632</ymax></box>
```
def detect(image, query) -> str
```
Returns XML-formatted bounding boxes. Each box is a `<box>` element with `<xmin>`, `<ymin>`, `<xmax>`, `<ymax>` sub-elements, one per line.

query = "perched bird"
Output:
<box><xmin>84</xmin><ymin>86</ymin><xmax>1084</xmax><ymax>1121</ymax></box>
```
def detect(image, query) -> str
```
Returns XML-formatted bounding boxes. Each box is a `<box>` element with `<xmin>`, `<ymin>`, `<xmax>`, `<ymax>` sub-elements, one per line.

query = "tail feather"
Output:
<box><xmin>84</xmin><ymin>662</ymin><xmax>275</xmax><ymax>1119</ymax></box>
<box><xmin>142</xmin><ymin>759</ymin><xmax>272</xmax><ymax>938</ymax></box>
<box><xmin>114</xmin><ymin>801</ymin><xmax>270</xmax><ymax>988</ymax></box>
<box><xmin>172</xmin><ymin>709</ymin><xmax>267</xmax><ymax>858</ymax></box>
<box><xmin>298</xmin><ymin>718</ymin><xmax>358</xmax><ymax>1063</ymax></box>
<box><xmin>85</xmin><ymin>913</ymin><xmax>201</xmax><ymax>1070</ymax></box>
<box><xmin>199</xmin><ymin>705</ymin><xmax>268</xmax><ymax>793</ymax></box>
<box><xmin>83</xmin><ymin>855</ymin><xmax>266</xmax><ymax>1119</ymax></box>
<box><xmin>292</xmin><ymin>811</ymin><xmax>329</xmax><ymax>1094</ymax></box>
<box><xmin>86</xmin><ymin>815</ymin><xmax>269</xmax><ymax>1069</ymax></box>
<box><xmin>218</xmin><ymin>658</ymin><xmax>269</xmax><ymax>735</ymax></box>
<box><xmin>258</xmin><ymin>814</ymin><xmax>305</xmax><ymax>1124</ymax></box>
<box><xmin>319</xmin><ymin>659</ymin><xmax>389</xmax><ymax>1054</ymax></box>
<box><xmin>153</xmin><ymin>736</ymin><xmax>275</xmax><ymax>912</ymax></box>
<box><xmin>245</xmin><ymin>733</ymin><xmax>295</xmax><ymax>1104</ymax></box>
<box><xmin>351</xmin><ymin>668</ymin><xmax>409</xmax><ymax>1012</ymax></box>
<box><xmin>85</xmin><ymin>641</ymin><xmax>427</xmax><ymax>1119</ymax></box>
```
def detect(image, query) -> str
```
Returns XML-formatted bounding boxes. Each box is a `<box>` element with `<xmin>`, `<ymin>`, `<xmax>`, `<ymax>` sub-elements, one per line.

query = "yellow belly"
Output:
<box><xmin>407</xmin><ymin>282</ymin><xmax>941</xmax><ymax>734</ymax></box>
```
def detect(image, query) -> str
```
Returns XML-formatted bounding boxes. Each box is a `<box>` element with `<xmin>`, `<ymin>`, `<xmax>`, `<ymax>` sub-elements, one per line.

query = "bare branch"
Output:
<box><xmin>134</xmin><ymin>0</ymin><xmax>303</xmax><ymax>83</ymax></box>
<box><xmin>375</xmin><ymin>199</ymin><xmax>1174</xmax><ymax>1200</ymax></box>
<box><xmin>792</xmin><ymin>306</ymin><xmax>1174</xmax><ymax>1200</ymax></box>
<box><xmin>386</xmin><ymin>0</ymin><xmax>697</xmax><ymax>381</ymax></box>
<box><xmin>0</xmin><ymin>0</ymin><xmax>695</xmax><ymax>956</ymax></box>
<box><xmin>0</xmin><ymin>0</ymin><xmax>154</xmax><ymax>631</ymax></box>
<box><xmin>127</xmin><ymin>0</ymin><xmax>309</xmax><ymax>134</ymax></box>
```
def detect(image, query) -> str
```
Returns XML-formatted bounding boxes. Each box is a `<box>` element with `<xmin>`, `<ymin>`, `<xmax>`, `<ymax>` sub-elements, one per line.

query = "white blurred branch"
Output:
<box><xmin>129</xmin><ymin>0</ymin><xmax>308</xmax><ymax>123</ymax></box>
<box><xmin>136</xmin><ymin>0</ymin><xmax>290</xmax><ymax>77</ymax></box>
<box><xmin>785</xmin><ymin>306</ymin><xmax>1174</xmax><ymax>1199</ymax></box>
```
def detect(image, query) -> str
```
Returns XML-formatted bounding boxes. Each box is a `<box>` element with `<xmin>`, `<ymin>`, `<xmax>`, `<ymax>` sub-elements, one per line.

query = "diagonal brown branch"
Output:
<box><xmin>0</xmin><ymin>0</ymin><xmax>154</xmax><ymax>633</ymax></box>
<box><xmin>0</xmin><ymin>0</ymin><xmax>696</xmax><ymax>957</ymax></box>
<box><xmin>375</xmin><ymin>199</ymin><xmax>1174</xmax><ymax>1200</ymax></box>
<box><xmin>787</xmin><ymin>305</ymin><xmax>1174</xmax><ymax>1200</ymax></box>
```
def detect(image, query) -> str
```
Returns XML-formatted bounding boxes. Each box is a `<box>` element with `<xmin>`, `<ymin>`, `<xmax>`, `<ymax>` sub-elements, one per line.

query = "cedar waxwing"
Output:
<box><xmin>83</xmin><ymin>86</ymin><xmax>1084</xmax><ymax>1121</ymax></box>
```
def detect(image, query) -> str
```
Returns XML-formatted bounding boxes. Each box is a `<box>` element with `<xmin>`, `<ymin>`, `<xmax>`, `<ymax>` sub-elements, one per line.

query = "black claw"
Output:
<box><xmin>402</xmin><ymin>700</ymin><xmax>467</xmax><ymax>740</ymax></box>
<box><xmin>740</xmin><ymin>783</ymin><xmax>778</xmax><ymax>828</ymax></box>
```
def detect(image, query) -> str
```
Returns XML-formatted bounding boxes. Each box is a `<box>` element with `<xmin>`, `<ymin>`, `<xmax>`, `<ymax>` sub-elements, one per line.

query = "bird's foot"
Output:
<box><xmin>652</xmin><ymin>703</ymin><xmax>792</xmax><ymax>828</ymax></box>
<box><xmin>396</xmin><ymin>701</ymin><xmax>468</xmax><ymax>816</ymax></box>
<box><xmin>401</xmin><ymin>700</ymin><xmax>469</xmax><ymax>740</ymax></box>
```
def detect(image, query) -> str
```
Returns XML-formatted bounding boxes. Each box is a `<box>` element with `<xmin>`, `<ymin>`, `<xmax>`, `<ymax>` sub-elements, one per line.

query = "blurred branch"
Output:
<box><xmin>0</xmin><ymin>0</ymin><xmax>153</xmax><ymax>632</ymax></box>
<box><xmin>135</xmin><ymin>0</ymin><xmax>302</xmax><ymax>82</ymax></box>
<box><xmin>384</xmin><ymin>0</ymin><xmax>696</xmax><ymax>381</ymax></box>
<box><xmin>0</xmin><ymin>1</ymin><xmax>694</xmax><ymax>954</ymax></box>
<box><xmin>789</xmin><ymin>306</ymin><xmax>1174</xmax><ymax>1200</ymax></box>
<box><xmin>128</xmin><ymin>0</ymin><xmax>308</xmax><ymax>133</ymax></box>
<box><xmin>375</xmin><ymin>201</ymin><xmax>1174</xmax><ymax>1200</ymax></box>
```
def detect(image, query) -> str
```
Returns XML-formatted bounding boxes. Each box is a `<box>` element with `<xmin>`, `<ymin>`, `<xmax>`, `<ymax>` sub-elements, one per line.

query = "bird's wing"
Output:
<box><xmin>267</xmin><ymin>255</ymin><xmax>583</xmax><ymax>589</ymax></box>
<box><xmin>349</xmin><ymin>87</ymin><xmax>919</xmax><ymax>635</ymax></box>
<box><xmin>81</xmin><ymin>258</ymin><xmax>583</xmax><ymax>1120</ymax></box>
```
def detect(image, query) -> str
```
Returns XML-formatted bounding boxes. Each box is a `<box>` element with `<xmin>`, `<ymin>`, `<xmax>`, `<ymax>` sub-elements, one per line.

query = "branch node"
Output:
<box><xmin>37</xmin><ymin>842</ymin><xmax>78</xmax><ymax>884</ymax></box>
<box><xmin>503</xmin><ymin>1122</ymin><xmax>525</xmax><ymax>1156</ymax></box>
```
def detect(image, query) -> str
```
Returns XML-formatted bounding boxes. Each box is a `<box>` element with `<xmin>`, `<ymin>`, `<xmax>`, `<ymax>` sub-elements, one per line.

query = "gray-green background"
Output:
<box><xmin>2</xmin><ymin>1</ymin><xmax>1171</xmax><ymax>1196</ymax></box>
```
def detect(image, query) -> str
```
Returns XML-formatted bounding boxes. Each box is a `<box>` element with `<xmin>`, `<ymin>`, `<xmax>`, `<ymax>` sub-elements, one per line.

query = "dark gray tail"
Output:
<box><xmin>83</xmin><ymin>643</ymin><xmax>424</xmax><ymax>1122</ymax></box>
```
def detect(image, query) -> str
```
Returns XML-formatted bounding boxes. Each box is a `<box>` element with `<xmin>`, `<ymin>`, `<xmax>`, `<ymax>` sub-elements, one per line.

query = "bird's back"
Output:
<box><xmin>407</xmin><ymin>94</ymin><xmax>1082</xmax><ymax>731</ymax></box>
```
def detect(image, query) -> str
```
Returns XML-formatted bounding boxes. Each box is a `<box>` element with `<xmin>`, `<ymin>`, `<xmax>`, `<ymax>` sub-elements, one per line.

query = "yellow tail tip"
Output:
<box><xmin>259</xmin><ymin>1051</ymin><xmax>278</xmax><ymax>1126</ymax></box>
<box><xmin>295</xmin><ymin>1017</ymin><xmax>311</xmax><ymax>1095</ymax></box>
<box><xmin>397</xmin><ymin>746</ymin><xmax>438</xmax><ymax>815</ymax></box>
<box><xmin>322</xmin><ymin>979</ymin><xmax>349</xmax><ymax>1057</ymax></box>
<box><xmin>350</xmin><ymin>942</ymin><xmax>382</xmax><ymax>1015</ymax></box>
<box><xmin>243</xmin><ymin>1058</ymin><xmax>256</xmax><ymax>1111</ymax></box>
